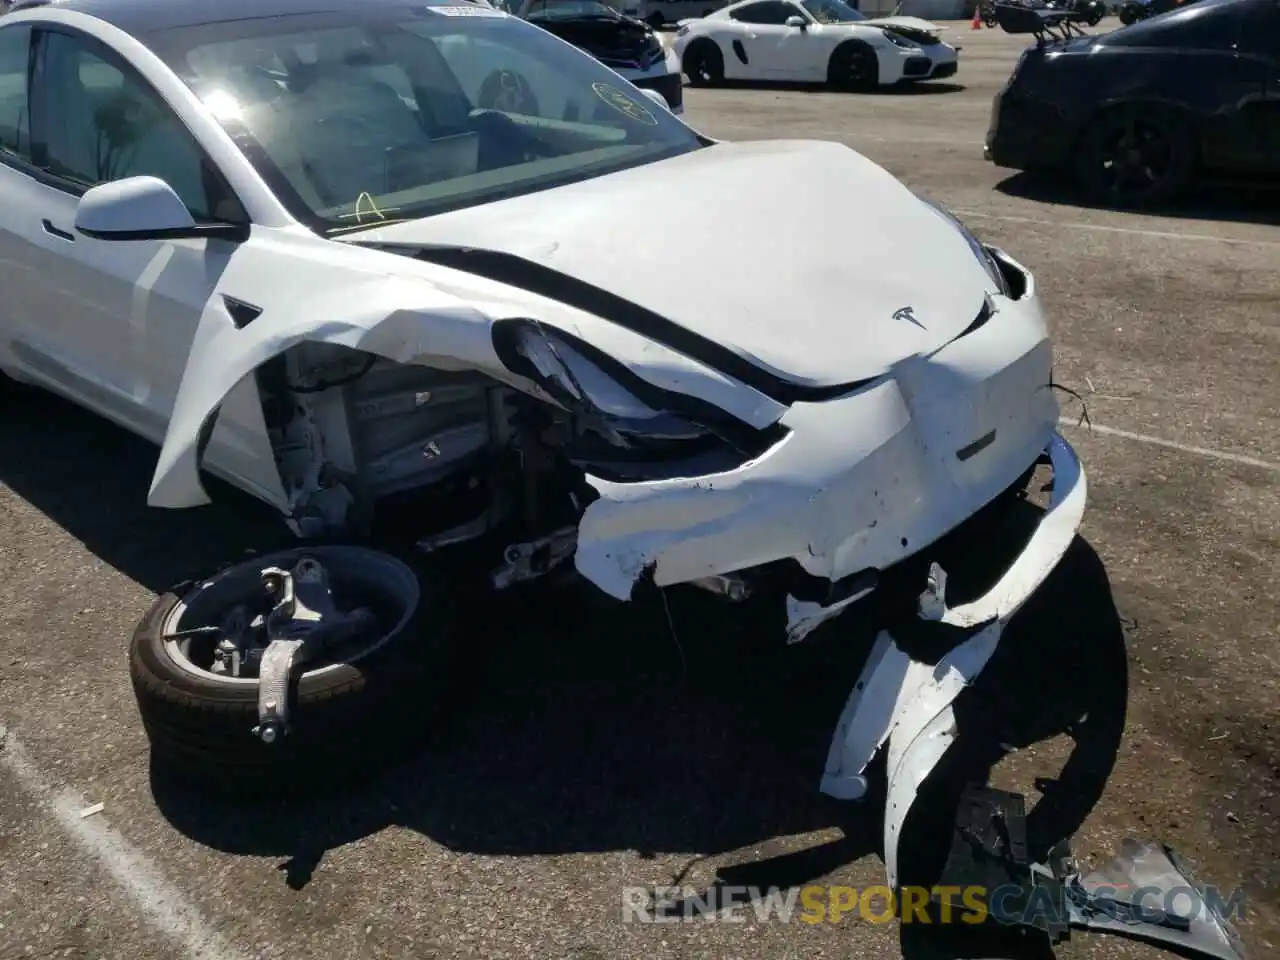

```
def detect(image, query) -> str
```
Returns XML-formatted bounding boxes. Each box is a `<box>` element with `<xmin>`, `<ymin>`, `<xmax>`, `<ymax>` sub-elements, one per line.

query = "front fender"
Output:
<box><xmin>149</xmin><ymin>253</ymin><xmax>509</xmax><ymax>512</ymax></box>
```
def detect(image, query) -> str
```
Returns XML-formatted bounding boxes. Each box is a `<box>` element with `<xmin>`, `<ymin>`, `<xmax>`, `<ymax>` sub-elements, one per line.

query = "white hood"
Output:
<box><xmin>861</xmin><ymin>15</ymin><xmax>943</xmax><ymax>34</ymax></box>
<box><xmin>348</xmin><ymin>139</ymin><xmax>994</xmax><ymax>390</ymax></box>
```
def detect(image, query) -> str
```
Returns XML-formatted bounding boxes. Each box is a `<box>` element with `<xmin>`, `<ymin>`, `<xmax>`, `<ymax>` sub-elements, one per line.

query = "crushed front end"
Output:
<box><xmin>559</xmin><ymin>246</ymin><xmax>1087</xmax><ymax>888</ymax></box>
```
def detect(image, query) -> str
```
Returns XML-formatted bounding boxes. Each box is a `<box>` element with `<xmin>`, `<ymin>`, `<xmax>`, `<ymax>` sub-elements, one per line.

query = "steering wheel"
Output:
<box><xmin>477</xmin><ymin>69</ymin><xmax>540</xmax><ymax>116</ymax></box>
<box><xmin>469</xmin><ymin>108</ymin><xmax>556</xmax><ymax>168</ymax></box>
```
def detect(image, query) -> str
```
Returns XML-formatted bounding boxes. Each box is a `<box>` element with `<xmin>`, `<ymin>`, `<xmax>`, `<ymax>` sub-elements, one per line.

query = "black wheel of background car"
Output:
<box><xmin>130</xmin><ymin>545</ymin><xmax>459</xmax><ymax>797</ymax></box>
<box><xmin>477</xmin><ymin>68</ymin><xmax>540</xmax><ymax>115</ymax></box>
<box><xmin>1118</xmin><ymin>4</ymin><xmax>1138</xmax><ymax>23</ymax></box>
<box><xmin>1087</xmin><ymin>7</ymin><xmax>1105</xmax><ymax>24</ymax></box>
<box><xmin>1072</xmin><ymin>106</ymin><xmax>1194</xmax><ymax>208</ymax></box>
<box><xmin>827</xmin><ymin>41</ymin><xmax>878</xmax><ymax>92</ymax></box>
<box><xmin>646</xmin><ymin>11</ymin><xmax>665</xmax><ymax>28</ymax></box>
<box><xmin>683</xmin><ymin>39</ymin><xmax>724</xmax><ymax>86</ymax></box>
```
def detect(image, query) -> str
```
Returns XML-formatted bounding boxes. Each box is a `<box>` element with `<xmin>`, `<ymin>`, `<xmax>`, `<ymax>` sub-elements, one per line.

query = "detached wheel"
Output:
<box><xmin>130</xmin><ymin>546</ymin><xmax>456</xmax><ymax>796</ymax></box>
<box><xmin>1073</xmin><ymin>106</ymin><xmax>1194</xmax><ymax>207</ymax></box>
<box><xmin>827</xmin><ymin>41</ymin><xmax>879</xmax><ymax>92</ymax></box>
<box><xmin>683</xmin><ymin>39</ymin><xmax>724</xmax><ymax>86</ymax></box>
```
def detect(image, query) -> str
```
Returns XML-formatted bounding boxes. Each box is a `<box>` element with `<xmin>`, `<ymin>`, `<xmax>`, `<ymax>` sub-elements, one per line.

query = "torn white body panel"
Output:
<box><xmin>146</xmin><ymin>229</ymin><xmax>512</xmax><ymax>511</ymax></box>
<box><xmin>572</xmin><ymin>249</ymin><xmax>1058</xmax><ymax>598</ymax></box>
<box><xmin>146</xmin><ymin>218</ymin><xmax>799</xmax><ymax>514</ymax></box>
<box><xmin>819</xmin><ymin>433</ymin><xmax>1087</xmax><ymax>890</ymax></box>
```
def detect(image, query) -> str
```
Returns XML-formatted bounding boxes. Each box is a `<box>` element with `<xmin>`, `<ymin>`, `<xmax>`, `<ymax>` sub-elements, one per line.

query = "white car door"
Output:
<box><xmin>0</xmin><ymin>25</ymin><xmax>281</xmax><ymax>501</ymax></box>
<box><xmin>0</xmin><ymin>21</ymin><xmax>79</xmax><ymax>395</ymax></box>
<box><xmin>731</xmin><ymin>1</ymin><xmax>821</xmax><ymax>81</ymax></box>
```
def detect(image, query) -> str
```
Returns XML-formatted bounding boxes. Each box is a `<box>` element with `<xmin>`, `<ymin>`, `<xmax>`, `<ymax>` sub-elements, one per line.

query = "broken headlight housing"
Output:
<box><xmin>494</xmin><ymin>319</ymin><xmax>782</xmax><ymax>482</ymax></box>
<box><xmin>919</xmin><ymin>196</ymin><xmax>1010</xmax><ymax>297</ymax></box>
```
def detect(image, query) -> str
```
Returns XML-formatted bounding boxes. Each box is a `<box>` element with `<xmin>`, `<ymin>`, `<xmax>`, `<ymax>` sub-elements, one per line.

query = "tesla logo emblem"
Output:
<box><xmin>893</xmin><ymin>306</ymin><xmax>925</xmax><ymax>329</ymax></box>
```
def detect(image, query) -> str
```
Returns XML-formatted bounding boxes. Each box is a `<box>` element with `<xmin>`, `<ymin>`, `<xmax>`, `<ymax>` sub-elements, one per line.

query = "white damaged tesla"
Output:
<box><xmin>0</xmin><ymin>0</ymin><xmax>1085</xmax><ymax>884</ymax></box>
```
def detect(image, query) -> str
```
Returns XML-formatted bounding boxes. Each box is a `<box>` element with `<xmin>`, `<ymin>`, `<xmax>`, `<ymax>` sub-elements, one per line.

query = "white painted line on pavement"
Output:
<box><xmin>0</xmin><ymin>727</ymin><xmax>249</xmax><ymax>960</ymax></box>
<box><xmin>955</xmin><ymin>209</ymin><xmax>1280</xmax><ymax>248</ymax></box>
<box><xmin>1059</xmin><ymin>419</ymin><xmax>1280</xmax><ymax>474</ymax></box>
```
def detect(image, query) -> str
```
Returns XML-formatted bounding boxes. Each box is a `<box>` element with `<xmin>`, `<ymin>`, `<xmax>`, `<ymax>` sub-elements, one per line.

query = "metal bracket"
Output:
<box><xmin>491</xmin><ymin>526</ymin><xmax>578</xmax><ymax>590</ymax></box>
<box><xmin>252</xmin><ymin>557</ymin><xmax>375</xmax><ymax>743</ymax></box>
<box><xmin>936</xmin><ymin>786</ymin><xmax>1247</xmax><ymax>960</ymax></box>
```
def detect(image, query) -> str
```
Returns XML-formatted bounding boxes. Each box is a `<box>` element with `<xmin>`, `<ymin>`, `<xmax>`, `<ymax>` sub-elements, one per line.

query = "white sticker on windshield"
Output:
<box><xmin>426</xmin><ymin>3</ymin><xmax>509</xmax><ymax>15</ymax></box>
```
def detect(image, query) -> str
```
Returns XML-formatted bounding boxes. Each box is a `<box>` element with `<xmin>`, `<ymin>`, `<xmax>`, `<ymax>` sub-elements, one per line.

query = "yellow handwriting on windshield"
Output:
<box><xmin>336</xmin><ymin>192</ymin><xmax>402</xmax><ymax>225</ymax></box>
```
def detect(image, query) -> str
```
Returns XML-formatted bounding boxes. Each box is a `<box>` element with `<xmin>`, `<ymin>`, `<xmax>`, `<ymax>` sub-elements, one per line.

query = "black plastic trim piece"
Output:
<box><xmin>222</xmin><ymin>295</ymin><xmax>263</xmax><ymax>329</ymax></box>
<box><xmin>77</xmin><ymin>222</ymin><xmax>250</xmax><ymax>243</ymax></box>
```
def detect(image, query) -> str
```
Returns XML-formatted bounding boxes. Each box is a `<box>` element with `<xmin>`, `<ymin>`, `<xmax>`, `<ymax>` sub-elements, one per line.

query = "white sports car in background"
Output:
<box><xmin>673</xmin><ymin>0</ymin><xmax>957</xmax><ymax>89</ymax></box>
<box><xmin>0</xmin><ymin>0</ymin><xmax>1082</xmax><ymax>887</ymax></box>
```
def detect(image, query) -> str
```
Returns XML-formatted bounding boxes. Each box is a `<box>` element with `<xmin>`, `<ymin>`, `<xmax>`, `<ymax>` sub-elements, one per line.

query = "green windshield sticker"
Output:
<box><xmin>591</xmin><ymin>82</ymin><xmax>658</xmax><ymax>126</ymax></box>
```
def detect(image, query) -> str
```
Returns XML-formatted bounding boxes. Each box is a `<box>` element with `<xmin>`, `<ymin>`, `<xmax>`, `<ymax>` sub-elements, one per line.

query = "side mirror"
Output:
<box><xmin>639</xmin><ymin>87</ymin><xmax>673</xmax><ymax>112</ymax></box>
<box><xmin>75</xmin><ymin>176</ymin><xmax>247</xmax><ymax>243</ymax></box>
<box><xmin>785</xmin><ymin>14</ymin><xmax>808</xmax><ymax>27</ymax></box>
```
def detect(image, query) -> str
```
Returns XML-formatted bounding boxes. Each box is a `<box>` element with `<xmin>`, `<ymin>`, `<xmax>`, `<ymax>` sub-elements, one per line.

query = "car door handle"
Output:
<box><xmin>41</xmin><ymin>219</ymin><xmax>75</xmax><ymax>242</ymax></box>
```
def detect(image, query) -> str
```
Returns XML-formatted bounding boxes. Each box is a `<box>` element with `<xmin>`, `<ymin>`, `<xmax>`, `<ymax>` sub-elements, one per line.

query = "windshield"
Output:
<box><xmin>152</xmin><ymin>3</ymin><xmax>700</xmax><ymax>233</ymax></box>
<box><xmin>802</xmin><ymin>0</ymin><xmax>866</xmax><ymax>22</ymax></box>
<box><xmin>522</xmin><ymin>0</ymin><xmax>622</xmax><ymax>18</ymax></box>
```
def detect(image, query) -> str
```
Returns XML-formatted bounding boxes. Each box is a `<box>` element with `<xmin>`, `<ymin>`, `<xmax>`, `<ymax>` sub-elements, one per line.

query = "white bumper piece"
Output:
<box><xmin>820</xmin><ymin>432</ymin><xmax>1086</xmax><ymax>890</ymax></box>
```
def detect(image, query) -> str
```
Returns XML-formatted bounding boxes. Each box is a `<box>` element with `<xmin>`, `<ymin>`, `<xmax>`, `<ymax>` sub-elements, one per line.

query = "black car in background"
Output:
<box><xmin>985</xmin><ymin>0</ymin><xmax>1280</xmax><ymax>205</ymax></box>
<box><xmin>492</xmin><ymin>0</ymin><xmax>685</xmax><ymax>111</ymax></box>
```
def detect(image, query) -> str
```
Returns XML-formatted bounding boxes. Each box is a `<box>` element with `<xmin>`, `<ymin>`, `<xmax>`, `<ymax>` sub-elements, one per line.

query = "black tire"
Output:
<box><xmin>827</xmin><ymin>41</ymin><xmax>878</xmax><ymax>92</ymax></box>
<box><xmin>477</xmin><ymin>69</ymin><xmax>540</xmax><ymax>115</ymax></box>
<box><xmin>646</xmin><ymin>11</ymin><xmax>665</xmax><ymax>28</ymax></box>
<box><xmin>1118</xmin><ymin>4</ymin><xmax>1138</xmax><ymax>22</ymax></box>
<box><xmin>683</xmin><ymin>39</ymin><xmax>724</xmax><ymax>86</ymax></box>
<box><xmin>130</xmin><ymin>545</ymin><xmax>459</xmax><ymax>797</ymax></box>
<box><xmin>1087</xmin><ymin>7</ymin><xmax>1105</xmax><ymax>24</ymax></box>
<box><xmin>1072</xmin><ymin>105</ymin><xmax>1194</xmax><ymax>208</ymax></box>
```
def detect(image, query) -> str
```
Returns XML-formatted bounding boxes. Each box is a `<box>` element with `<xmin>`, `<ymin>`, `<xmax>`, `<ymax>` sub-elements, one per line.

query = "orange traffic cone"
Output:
<box><xmin>971</xmin><ymin>5</ymin><xmax>983</xmax><ymax>28</ymax></box>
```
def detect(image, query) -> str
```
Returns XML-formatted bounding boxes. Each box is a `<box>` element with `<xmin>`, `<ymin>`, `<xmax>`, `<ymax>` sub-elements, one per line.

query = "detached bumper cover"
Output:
<box><xmin>820</xmin><ymin>432</ymin><xmax>1086</xmax><ymax>889</ymax></box>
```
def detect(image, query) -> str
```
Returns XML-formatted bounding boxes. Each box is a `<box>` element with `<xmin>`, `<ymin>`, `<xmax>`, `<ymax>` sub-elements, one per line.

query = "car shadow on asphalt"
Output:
<box><xmin>0</xmin><ymin>392</ymin><xmax>1127</xmax><ymax>959</ymax></box>
<box><xmin>697</xmin><ymin>80</ymin><xmax>966</xmax><ymax>95</ymax></box>
<box><xmin>153</xmin><ymin>514</ymin><xmax>1125</xmax><ymax>957</ymax></box>
<box><xmin>994</xmin><ymin>170</ymin><xmax>1280</xmax><ymax>227</ymax></box>
<box><xmin>0</xmin><ymin>389</ymin><xmax>294</xmax><ymax>593</ymax></box>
